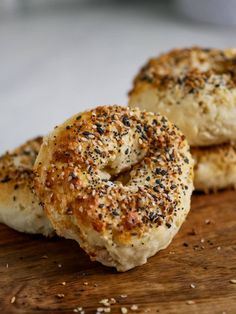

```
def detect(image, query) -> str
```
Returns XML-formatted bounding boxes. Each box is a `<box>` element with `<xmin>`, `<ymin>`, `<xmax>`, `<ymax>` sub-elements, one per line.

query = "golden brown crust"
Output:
<box><xmin>191</xmin><ymin>143</ymin><xmax>236</xmax><ymax>193</ymax></box>
<box><xmin>34</xmin><ymin>105</ymin><xmax>193</xmax><ymax>270</ymax></box>
<box><xmin>0</xmin><ymin>137</ymin><xmax>53</xmax><ymax>235</ymax></box>
<box><xmin>129</xmin><ymin>47</ymin><xmax>236</xmax><ymax>94</ymax></box>
<box><xmin>129</xmin><ymin>47</ymin><xmax>236</xmax><ymax>147</ymax></box>
<box><xmin>0</xmin><ymin>137</ymin><xmax>42</xmax><ymax>188</ymax></box>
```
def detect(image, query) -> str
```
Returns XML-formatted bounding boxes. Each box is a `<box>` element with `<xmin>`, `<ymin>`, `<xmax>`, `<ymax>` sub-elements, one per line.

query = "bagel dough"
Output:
<box><xmin>0</xmin><ymin>137</ymin><xmax>53</xmax><ymax>235</ymax></box>
<box><xmin>129</xmin><ymin>47</ymin><xmax>236</xmax><ymax>146</ymax></box>
<box><xmin>192</xmin><ymin>143</ymin><xmax>236</xmax><ymax>192</ymax></box>
<box><xmin>34</xmin><ymin>105</ymin><xmax>193</xmax><ymax>271</ymax></box>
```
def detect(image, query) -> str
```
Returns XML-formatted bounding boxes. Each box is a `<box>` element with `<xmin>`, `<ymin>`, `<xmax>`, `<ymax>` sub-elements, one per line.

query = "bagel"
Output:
<box><xmin>192</xmin><ymin>143</ymin><xmax>236</xmax><ymax>193</ymax></box>
<box><xmin>34</xmin><ymin>105</ymin><xmax>193</xmax><ymax>271</ymax></box>
<box><xmin>0</xmin><ymin>137</ymin><xmax>53</xmax><ymax>235</ymax></box>
<box><xmin>129</xmin><ymin>47</ymin><xmax>236</xmax><ymax>146</ymax></box>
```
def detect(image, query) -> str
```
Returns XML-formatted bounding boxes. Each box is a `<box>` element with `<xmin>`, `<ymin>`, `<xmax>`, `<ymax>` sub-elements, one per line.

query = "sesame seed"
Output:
<box><xmin>56</xmin><ymin>293</ymin><xmax>65</xmax><ymax>299</ymax></box>
<box><xmin>130</xmin><ymin>304</ymin><xmax>139</xmax><ymax>311</ymax></box>
<box><xmin>229</xmin><ymin>279</ymin><xmax>236</xmax><ymax>284</ymax></box>
<box><xmin>99</xmin><ymin>299</ymin><xmax>110</xmax><ymax>307</ymax></box>
<box><xmin>121</xmin><ymin>307</ymin><xmax>128</xmax><ymax>314</ymax></box>
<box><xmin>190</xmin><ymin>283</ymin><xmax>196</xmax><ymax>289</ymax></box>
<box><xmin>186</xmin><ymin>300</ymin><xmax>195</xmax><ymax>305</ymax></box>
<box><xmin>10</xmin><ymin>296</ymin><xmax>16</xmax><ymax>304</ymax></box>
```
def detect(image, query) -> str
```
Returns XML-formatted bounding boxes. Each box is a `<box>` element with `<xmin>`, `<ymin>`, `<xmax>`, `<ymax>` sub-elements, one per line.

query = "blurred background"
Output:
<box><xmin>0</xmin><ymin>0</ymin><xmax>236</xmax><ymax>152</ymax></box>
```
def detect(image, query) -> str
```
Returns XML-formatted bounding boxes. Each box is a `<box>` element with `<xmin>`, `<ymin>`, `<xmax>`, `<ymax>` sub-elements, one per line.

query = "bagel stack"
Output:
<box><xmin>34</xmin><ymin>105</ymin><xmax>193</xmax><ymax>271</ymax></box>
<box><xmin>129</xmin><ymin>47</ymin><xmax>236</xmax><ymax>192</ymax></box>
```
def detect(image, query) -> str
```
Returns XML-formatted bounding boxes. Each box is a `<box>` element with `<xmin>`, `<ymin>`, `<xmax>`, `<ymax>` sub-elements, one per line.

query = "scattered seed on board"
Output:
<box><xmin>190</xmin><ymin>283</ymin><xmax>196</xmax><ymax>289</ymax></box>
<box><xmin>99</xmin><ymin>299</ymin><xmax>110</xmax><ymax>307</ymax></box>
<box><xmin>56</xmin><ymin>293</ymin><xmax>65</xmax><ymax>299</ymax></box>
<box><xmin>186</xmin><ymin>300</ymin><xmax>195</xmax><ymax>305</ymax></box>
<box><xmin>121</xmin><ymin>307</ymin><xmax>128</xmax><ymax>314</ymax></box>
<box><xmin>73</xmin><ymin>307</ymin><xmax>83</xmax><ymax>313</ymax></box>
<box><xmin>130</xmin><ymin>304</ymin><xmax>139</xmax><ymax>311</ymax></box>
<box><xmin>10</xmin><ymin>296</ymin><xmax>16</xmax><ymax>304</ymax></box>
<box><xmin>230</xmin><ymin>279</ymin><xmax>236</xmax><ymax>284</ymax></box>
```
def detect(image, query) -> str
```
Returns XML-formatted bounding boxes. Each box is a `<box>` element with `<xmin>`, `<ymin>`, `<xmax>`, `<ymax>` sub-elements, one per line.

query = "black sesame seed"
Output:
<box><xmin>122</xmin><ymin>116</ymin><xmax>130</xmax><ymax>127</ymax></box>
<box><xmin>1</xmin><ymin>175</ymin><xmax>11</xmax><ymax>183</ymax></box>
<box><xmin>149</xmin><ymin>212</ymin><xmax>156</xmax><ymax>222</ymax></box>
<box><xmin>161</xmin><ymin>116</ymin><xmax>167</xmax><ymax>123</ymax></box>
<box><xmin>95</xmin><ymin>148</ymin><xmax>101</xmax><ymax>154</ymax></box>
<box><xmin>96</xmin><ymin>124</ymin><xmax>104</xmax><ymax>135</ymax></box>
<box><xmin>76</xmin><ymin>115</ymin><xmax>81</xmax><ymax>120</ymax></box>
<box><xmin>125</xmin><ymin>148</ymin><xmax>129</xmax><ymax>155</ymax></box>
<box><xmin>136</xmin><ymin>125</ymin><xmax>142</xmax><ymax>132</ymax></box>
<box><xmin>99</xmin><ymin>204</ymin><xmax>104</xmax><ymax>208</ymax></box>
<box><xmin>23</xmin><ymin>150</ymin><xmax>31</xmax><ymax>156</ymax></box>
<box><xmin>166</xmin><ymin>222</ymin><xmax>171</xmax><ymax>228</ymax></box>
<box><xmin>98</xmin><ymin>213</ymin><xmax>103</xmax><ymax>220</ymax></box>
<box><xmin>82</xmin><ymin>131</ymin><xmax>94</xmax><ymax>138</ymax></box>
<box><xmin>146</xmin><ymin>176</ymin><xmax>150</xmax><ymax>181</ymax></box>
<box><xmin>161</xmin><ymin>169</ymin><xmax>167</xmax><ymax>176</ymax></box>
<box><xmin>184</xmin><ymin>157</ymin><xmax>189</xmax><ymax>164</ymax></box>
<box><xmin>153</xmin><ymin>186</ymin><xmax>159</xmax><ymax>192</ymax></box>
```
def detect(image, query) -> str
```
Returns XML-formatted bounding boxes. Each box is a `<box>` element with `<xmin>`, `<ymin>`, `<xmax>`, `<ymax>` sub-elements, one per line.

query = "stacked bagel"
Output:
<box><xmin>129</xmin><ymin>47</ymin><xmax>236</xmax><ymax>192</ymax></box>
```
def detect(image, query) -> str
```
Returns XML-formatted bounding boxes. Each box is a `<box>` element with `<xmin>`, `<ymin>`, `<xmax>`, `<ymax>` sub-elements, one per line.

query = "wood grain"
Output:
<box><xmin>0</xmin><ymin>190</ymin><xmax>236</xmax><ymax>314</ymax></box>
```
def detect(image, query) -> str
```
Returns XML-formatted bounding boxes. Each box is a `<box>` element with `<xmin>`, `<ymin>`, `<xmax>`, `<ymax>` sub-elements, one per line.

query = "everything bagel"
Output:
<box><xmin>0</xmin><ymin>137</ymin><xmax>53</xmax><ymax>235</ymax></box>
<box><xmin>34</xmin><ymin>105</ymin><xmax>193</xmax><ymax>271</ymax></box>
<box><xmin>129</xmin><ymin>47</ymin><xmax>236</xmax><ymax>146</ymax></box>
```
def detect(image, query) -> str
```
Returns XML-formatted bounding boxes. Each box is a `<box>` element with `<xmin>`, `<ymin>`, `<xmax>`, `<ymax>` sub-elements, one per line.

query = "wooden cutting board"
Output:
<box><xmin>0</xmin><ymin>190</ymin><xmax>236</xmax><ymax>314</ymax></box>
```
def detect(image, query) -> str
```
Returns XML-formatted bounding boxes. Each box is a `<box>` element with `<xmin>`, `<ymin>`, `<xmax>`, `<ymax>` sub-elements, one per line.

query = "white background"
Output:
<box><xmin>0</xmin><ymin>0</ymin><xmax>236</xmax><ymax>153</ymax></box>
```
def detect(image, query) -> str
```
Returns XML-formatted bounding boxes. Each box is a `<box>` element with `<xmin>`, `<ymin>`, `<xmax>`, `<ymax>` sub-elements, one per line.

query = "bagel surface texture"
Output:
<box><xmin>0</xmin><ymin>137</ymin><xmax>53</xmax><ymax>235</ymax></box>
<box><xmin>34</xmin><ymin>105</ymin><xmax>193</xmax><ymax>271</ymax></box>
<box><xmin>129</xmin><ymin>47</ymin><xmax>236</xmax><ymax>146</ymax></box>
<box><xmin>192</xmin><ymin>143</ymin><xmax>236</xmax><ymax>192</ymax></box>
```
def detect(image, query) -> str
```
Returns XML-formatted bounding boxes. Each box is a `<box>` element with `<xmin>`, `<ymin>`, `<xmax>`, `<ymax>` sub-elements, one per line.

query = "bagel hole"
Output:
<box><xmin>102</xmin><ymin>166</ymin><xmax>131</xmax><ymax>186</ymax></box>
<box><xmin>113</xmin><ymin>170</ymin><xmax>131</xmax><ymax>185</ymax></box>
